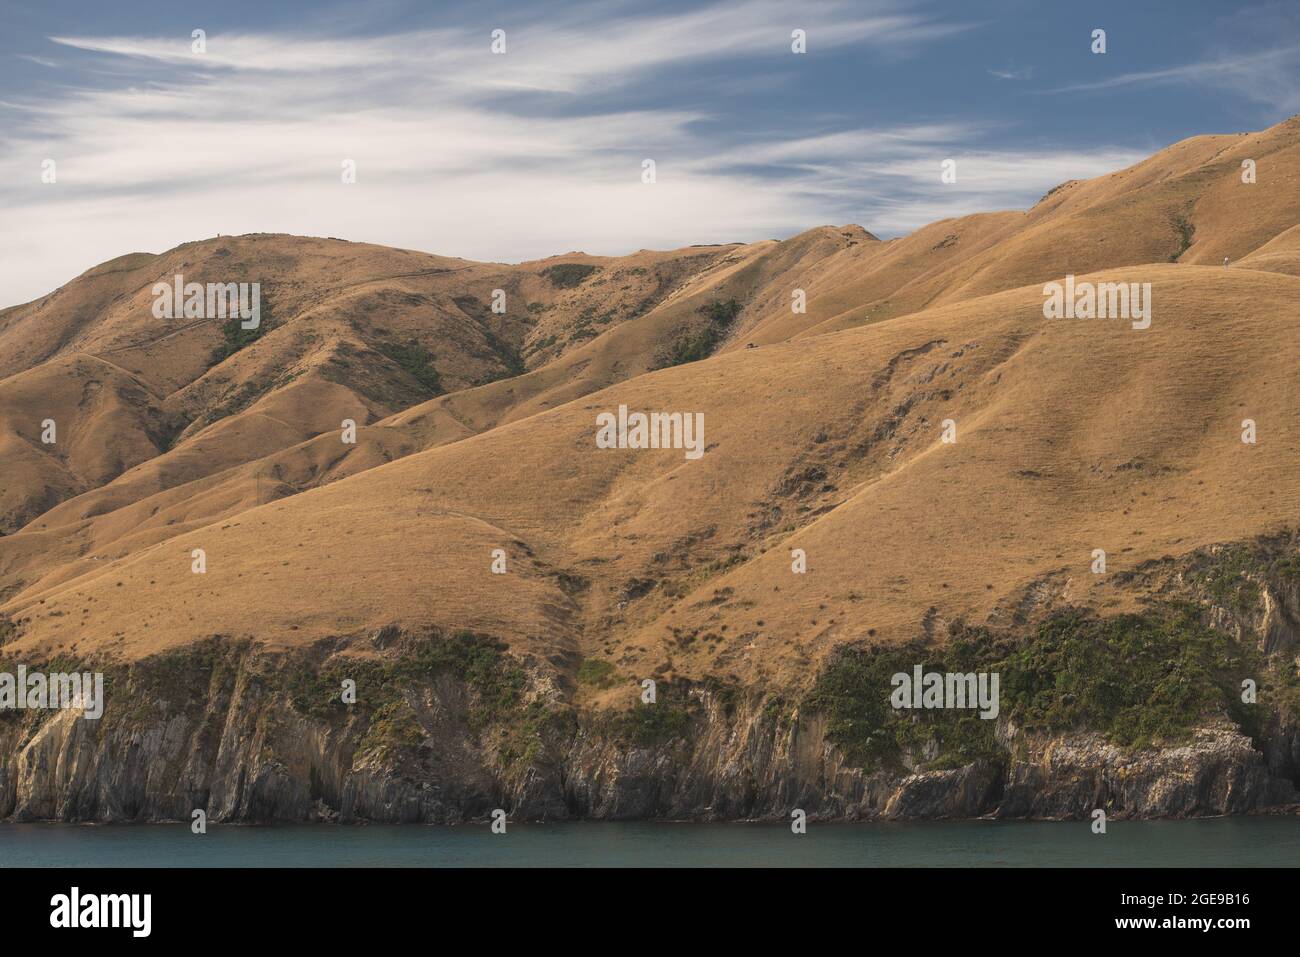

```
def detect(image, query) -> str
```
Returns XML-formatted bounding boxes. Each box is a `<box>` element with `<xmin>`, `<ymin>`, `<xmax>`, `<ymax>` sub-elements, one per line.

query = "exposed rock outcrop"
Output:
<box><xmin>0</xmin><ymin>647</ymin><xmax>1295</xmax><ymax>824</ymax></box>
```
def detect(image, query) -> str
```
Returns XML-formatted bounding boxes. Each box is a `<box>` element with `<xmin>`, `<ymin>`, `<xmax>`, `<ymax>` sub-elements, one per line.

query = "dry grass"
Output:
<box><xmin>1</xmin><ymin>119</ymin><xmax>1297</xmax><ymax>704</ymax></box>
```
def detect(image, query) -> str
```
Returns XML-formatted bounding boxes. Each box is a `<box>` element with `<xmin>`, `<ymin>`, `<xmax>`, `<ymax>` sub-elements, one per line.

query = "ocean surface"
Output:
<box><xmin>1</xmin><ymin>817</ymin><xmax>1297</xmax><ymax>867</ymax></box>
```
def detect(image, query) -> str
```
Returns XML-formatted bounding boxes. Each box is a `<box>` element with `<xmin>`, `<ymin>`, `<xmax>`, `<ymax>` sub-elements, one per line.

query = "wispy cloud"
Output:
<box><xmin>1</xmin><ymin>0</ymin><xmax>1143</xmax><ymax>306</ymax></box>
<box><xmin>988</xmin><ymin>65</ymin><xmax>1034</xmax><ymax>81</ymax></box>
<box><xmin>1042</xmin><ymin>43</ymin><xmax>1300</xmax><ymax>111</ymax></box>
<box><xmin>45</xmin><ymin>0</ymin><xmax>971</xmax><ymax>87</ymax></box>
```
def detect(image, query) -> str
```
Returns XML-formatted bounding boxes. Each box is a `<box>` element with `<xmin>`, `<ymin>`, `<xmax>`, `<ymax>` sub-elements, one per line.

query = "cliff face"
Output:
<box><xmin>2</xmin><ymin>540</ymin><xmax>1297</xmax><ymax>825</ymax></box>
<box><xmin>0</xmin><ymin>646</ymin><xmax>1296</xmax><ymax>824</ymax></box>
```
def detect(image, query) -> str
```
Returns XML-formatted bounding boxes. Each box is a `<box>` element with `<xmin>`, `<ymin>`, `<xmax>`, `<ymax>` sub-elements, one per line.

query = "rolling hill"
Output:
<box><xmin>0</xmin><ymin>118</ymin><xmax>1297</xmax><ymax>823</ymax></box>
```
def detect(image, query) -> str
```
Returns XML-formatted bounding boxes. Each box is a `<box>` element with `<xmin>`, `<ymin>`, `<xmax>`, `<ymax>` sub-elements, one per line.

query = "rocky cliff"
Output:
<box><xmin>2</xmin><ymin>539</ymin><xmax>1298</xmax><ymax>825</ymax></box>
<box><xmin>0</xmin><ymin>646</ymin><xmax>1296</xmax><ymax>824</ymax></box>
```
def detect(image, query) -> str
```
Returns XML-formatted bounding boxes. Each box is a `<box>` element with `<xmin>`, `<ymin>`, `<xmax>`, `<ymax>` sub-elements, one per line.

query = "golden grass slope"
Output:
<box><xmin>1</xmin><ymin>118</ymin><xmax>1298</xmax><ymax>694</ymax></box>
<box><xmin>3</xmin><ymin>265</ymin><xmax>1295</xmax><ymax>691</ymax></box>
<box><xmin>5</xmin><ymin>117</ymin><xmax>1298</xmax><ymax>546</ymax></box>
<box><xmin>0</xmin><ymin>236</ymin><xmax>744</xmax><ymax>536</ymax></box>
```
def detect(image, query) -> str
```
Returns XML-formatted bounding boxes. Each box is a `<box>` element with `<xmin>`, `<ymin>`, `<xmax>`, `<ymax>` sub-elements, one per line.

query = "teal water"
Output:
<box><xmin>1</xmin><ymin>817</ymin><xmax>1297</xmax><ymax>867</ymax></box>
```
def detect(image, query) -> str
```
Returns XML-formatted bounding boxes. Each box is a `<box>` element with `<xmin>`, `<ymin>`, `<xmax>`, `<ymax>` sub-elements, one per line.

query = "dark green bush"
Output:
<box><xmin>807</xmin><ymin>605</ymin><xmax>1262</xmax><ymax>772</ymax></box>
<box><xmin>540</xmin><ymin>263</ymin><xmax>599</xmax><ymax>288</ymax></box>
<box><xmin>656</xmin><ymin>298</ymin><xmax>742</xmax><ymax>368</ymax></box>
<box><xmin>377</xmin><ymin>340</ymin><xmax>443</xmax><ymax>397</ymax></box>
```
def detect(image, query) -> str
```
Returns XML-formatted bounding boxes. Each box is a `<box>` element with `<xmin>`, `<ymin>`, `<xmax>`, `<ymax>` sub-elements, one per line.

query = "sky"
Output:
<box><xmin>1</xmin><ymin>0</ymin><xmax>1298</xmax><ymax>307</ymax></box>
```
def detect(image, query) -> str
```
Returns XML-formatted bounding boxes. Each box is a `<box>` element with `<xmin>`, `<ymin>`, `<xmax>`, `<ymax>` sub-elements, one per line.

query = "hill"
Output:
<box><xmin>0</xmin><ymin>118</ymin><xmax>1297</xmax><ymax>823</ymax></box>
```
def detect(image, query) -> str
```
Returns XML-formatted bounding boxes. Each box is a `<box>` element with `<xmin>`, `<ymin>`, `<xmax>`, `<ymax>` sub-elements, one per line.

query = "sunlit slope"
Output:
<box><xmin>3</xmin><ymin>117</ymin><xmax>1299</xmax><ymax>672</ymax></box>
<box><xmin>624</xmin><ymin>267</ymin><xmax>1298</xmax><ymax>686</ymax></box>
<box><xmin>1238</xmin><ymin>224</ymin><xmax>1300</xmax><ymax>276</ymax></box>
<box><xmin>0</xmin><ymin>252</ymin><xmax>159</xmax><ymax>381</ymax></box>
<box><xmin>0</xmin><ymin>236</ymin><xmax>509</xmax><ymax>524</ymax></box>
<box><xmin>0</xmin><ymin>355</ymin><xmax>175</xmax><ymax>532</ymax></box>
<box><xmin>0</xmin><ymin>236</ymin><xmax>741</xmax><ymax>544</ymax></box>
<box><xmin>935</xmin><ymin>125</ymin><xmax>1300</xmax><ymax>300</ymax></box>
<box><xmin>6</xmin><ymin>117</ymin><xmax>1298</xmax><ymax>556</ymax></box>
<box><xmin>5</xmin><ymin>266</ymin><xmax>1294</xmax><ymax>687</ymax></box>
<box><xmin>765</xmin><ymin>117</ymin><xmax>1300</xmax><ymax>340</ymax></box>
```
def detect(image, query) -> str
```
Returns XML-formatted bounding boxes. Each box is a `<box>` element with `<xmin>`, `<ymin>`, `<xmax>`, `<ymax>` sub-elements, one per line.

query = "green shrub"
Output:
<box><xmin>540</xmin><ymin>263</ymin><xmax>599</xmax><ymax>288</ymax></box>
<box><xmin>1271</xmin><ymin>552</ymin><xmax>1300</xmax><ymax>581</ymax></box>
<box><xmin>1191</xmin><ymin>547</ymin><xmax>1264</xmax><ymax>612</ymax></box>
<box><xmin>1169</xmin><ymin>214</ymin><xmax>1195</xmax><ymax>261</ymax></box>
<box><xmin>614</xmin><ymin>702</ymin><xmax>692</xmax><ymax>746</ymax></box>
<box><xmin>805</xmin><ymin>637</ymin><xmax>1000</xmax><ymax>772</ymax></box>
<box><xmin>999</xmin><ymin>606</ymin><xmax>1257</xmax><ymax>748</ymax></box>
<box><xmin>208</xmin><ymin>314</ymin><xmax>266</xmax><ymax>367</ymax></box>
<box><xmin>577</xmin><ymin>659</ymin><xmax>620</xmax><ymax>689</ymax></box>
<box><xmin>807</xmin><ymin>605</ymin><xmax>1262</xmax><ymax>772</ymax></box>
<box><xmin>377</xmin><ymin>340</ymin><xmax>443</xmax><ymax>397</ymax></box>
<box><xmin>656</xmin><ymin>299</ymin><xmax>741</xmax><ymax>368</ymax></box>
<box><xmin>698</xmin><ymin>299</ymin><xmax>742</xmax><ymax>326</ymax></box>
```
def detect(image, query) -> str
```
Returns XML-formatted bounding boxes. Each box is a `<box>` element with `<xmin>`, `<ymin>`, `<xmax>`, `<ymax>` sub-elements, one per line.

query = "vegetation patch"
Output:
<box><xmin>1187</xmin><ymin>546</ymin><xmax>1264</xmax><ymax>613</ymax></box>
<box><xmin>999</xmin><ymin>606</ymin><xmax>1259</xmax><ymax>748</ymax></box>
<box><xmin>5</xmin><ymin>631</ymin><xmax>553</xmax><ymax>767</ymax></box>
<box><xmin>656</xmin><ymin>298</ymin><xmax>741</xmax><ymax>368</ymax></box>
<box><xmin>807</xmin><ymin>605</ymin><xmax>1267</xmax><ymax>773</ymax></box>
<box><xmin>1169</xmin><ymin>214</ymin><xmax>1196</xmax><ymax>261</ymax></box>
<box><xmin>288</xmin><ymin>630</ymin><xmax>581</xmax><ymax>768</ymax></box>
<box><xmin>611</xmin><ymin>700</ymin><xmax>692</xmax><ymax>747</ymax></box>
<box><xmin>577</xmin><ymin>658</ymin><xmax>620</xmax><ymax>689</ymax></box>
<box><xmin>582</xmin><ymin>679</ymin><xmax>698</xmax><ymax>748</ymax></box>
<box><xmin>540</xmin><ymin>263</ymin><xmax>600</xmax><ymax>288</ymax></box>
<box><xmin>206</xmin><ymin>377</ymin><xmax>278</xmax><ymax>422</ymax></box>
<box><xmin>806</xmin><ymin>630</ymin><xmax>1003</xmax><ymax>773</ymax></box>
<box><xmin>287</xmin><ymin>630</ymin><xmax>525</xmax><ymax>729</ymax></box>
<box><xmin>475</xmin><ymin>328</ymin><xmax>526</xmax><ymax>381</ymax></box>
<box><xmin>357</xmin><ymin>697</ymin><xmax>423</xmax><ymax>760</ymax></box>
<box><xmin>155</xmin><ymin>415</ymin><xmax>193</xmax><ymax>453</ymax></box>
<box><xmin>208</xmin><ymin>297</ymin><xmax>273</xmax><ymax>367</ymax></box>
<box><xmin>377</xmin><ymin>340</ymin><xmax>444</xmax><ymax>397</ymax></box>
<box><xmin>110</xmin><ymin>639</ymin><xmax>241</xmax><ymax>725</ymax></box>
<box><xmin>1274</xmin><ymin>552</ymin><xmax>1300</xmax><ymax>581</ymax></box>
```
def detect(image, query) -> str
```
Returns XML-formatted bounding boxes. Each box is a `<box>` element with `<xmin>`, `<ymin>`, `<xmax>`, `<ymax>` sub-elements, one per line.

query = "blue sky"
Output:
<box><xmin>2</xmin><ymin>0</ymin><xmax>1298</xmax><ymax>306</ymax></box>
